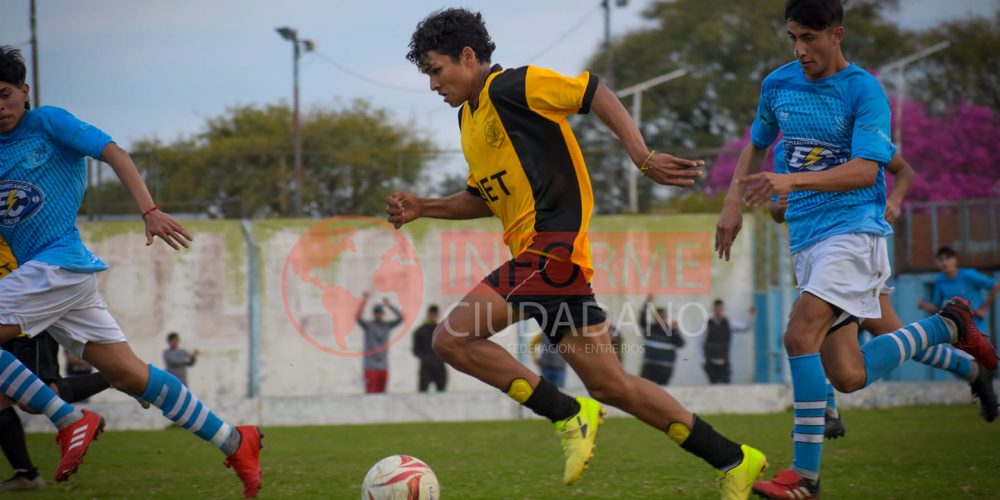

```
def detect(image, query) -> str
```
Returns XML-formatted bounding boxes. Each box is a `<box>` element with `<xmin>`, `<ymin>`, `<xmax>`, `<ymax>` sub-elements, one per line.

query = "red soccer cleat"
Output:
<box><xmin>224</xmin><ymin>425</ymin><xmax>264</xmax><ymax>498</ymax></box>
<box><xmin>752</xmin><ymin>468</ymin><xmax>819</xmax><ymax>499</ymax></box>
<box><xmin>54</xmin><ymin>409</ymin><xmax>105</xmax><ymax>482</ymax></box>
<box><xmin>941</xmin><ymin>297</ymin><xmax>998</xmax><ymax>371</ymax></box>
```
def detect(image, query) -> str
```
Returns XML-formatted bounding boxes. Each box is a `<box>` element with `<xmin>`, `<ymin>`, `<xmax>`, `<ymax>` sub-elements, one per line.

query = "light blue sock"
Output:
<box><xmin>824</xmin><ymin>378</ymin><xmax>838</xmax><ymax>418</ymax></box>
<box><xmin>861</xmin><ymin>316</ymin><xmax>953</xmax><ymax>388</ymax></box>
<box><xmin>914</xmin><ymin>345</ymin><xmax>975</xmax><ymax>381</ymax></box>
<box><xmin>141</xmin><ymin>364</ymin><xmax>239</xmax><ymax>454</ymax></box>
<box><xmin>790</xmin><ymin>353</ymin><xmax>826</xmax><ymax>480</ymax></box>
<box><xmin>0</xmin><ymin>349</ymin><xmax>81</xmax><ymax>429</ymax></box>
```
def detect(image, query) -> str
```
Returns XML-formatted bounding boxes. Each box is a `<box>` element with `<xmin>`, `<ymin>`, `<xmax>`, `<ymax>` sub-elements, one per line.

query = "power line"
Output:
<box><xmin>311</xmin><ymin>52</ymin><xmax>426</xmax><ymax>94</ymax></box>
<box><xmin>526</xmin><ymin>4</ymin><xmax>603</xmax><ymax>62</ymax></box>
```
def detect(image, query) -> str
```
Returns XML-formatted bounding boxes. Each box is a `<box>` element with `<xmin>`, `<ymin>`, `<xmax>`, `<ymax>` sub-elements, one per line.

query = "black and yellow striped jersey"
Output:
<box><xmin>462</xmin><ymin>65</ymin><xmax>599</xmax><ymax>281</ymax></box>
<box><xmin>0</xmin><ymin>234</ymin><xmax>16</xmax><ymax>280</ymax></box>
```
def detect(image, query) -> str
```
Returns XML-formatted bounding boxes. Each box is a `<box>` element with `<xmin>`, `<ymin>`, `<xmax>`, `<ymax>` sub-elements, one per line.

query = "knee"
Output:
<box><xmin>431</xmin><ymin>327</ymin><xmax>459</xmax><ymax>362</ymax></box>
<box><xmin>827</xmin><ymin>369</ymin><xmax>866</xmax><ymax>394</ymax></box>
<box><xmin>587</xmin><ymin>373</ymin><xmax>635</xmax><ymax>408</ymax></box>
<box><xmin>783</xmin><ymin>324</ymin><xmax>824</xmax><ymax>355</ymax></box>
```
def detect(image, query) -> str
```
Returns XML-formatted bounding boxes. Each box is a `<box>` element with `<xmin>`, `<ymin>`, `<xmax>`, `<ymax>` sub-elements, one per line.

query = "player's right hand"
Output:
<box><xmin>385</xmin><ymin>192</ymin><xmax>421</xmax><ymax>229</ymax></box>
<box><xmin>715</xmin><ymin>203</ymin><xmax>743</xmax><ymax>261</ymax></box>
<box><xmin>640</xmin><ymin>152</ymin><xmax>704</xmax><ymax>187</ymax></box>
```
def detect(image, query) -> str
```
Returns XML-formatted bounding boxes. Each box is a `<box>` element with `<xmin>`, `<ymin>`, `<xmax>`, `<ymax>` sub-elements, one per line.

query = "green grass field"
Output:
<box><xmin>5</xmin><ymin>405</ymin><xmax>998</xmax><ymax>499</ymax></box>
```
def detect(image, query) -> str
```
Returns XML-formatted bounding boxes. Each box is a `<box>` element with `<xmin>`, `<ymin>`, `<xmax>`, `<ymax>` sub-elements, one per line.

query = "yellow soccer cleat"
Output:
<box><xmin>554</xmin><ymin>396</ymin><xmax>605</xmax><ymax>485</ymax></box>
<box><xmin>718</xmin><ymin>444</ymin><xmax>768</xmax><ymax>500</ymax></box>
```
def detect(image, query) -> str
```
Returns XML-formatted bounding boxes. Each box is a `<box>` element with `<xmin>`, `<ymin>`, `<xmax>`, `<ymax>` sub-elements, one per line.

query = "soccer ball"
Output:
<box><xmin>361</xmin><ymin>455</ymin><xmax>439</xmax><ymax>500</ymax></box>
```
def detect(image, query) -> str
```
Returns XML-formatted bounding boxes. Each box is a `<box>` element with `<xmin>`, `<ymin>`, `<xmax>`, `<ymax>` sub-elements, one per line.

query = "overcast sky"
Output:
<box><xmin>2</xmin><ymin>0</ymin><xmax>995</xmax><ymax>176</ymax></box>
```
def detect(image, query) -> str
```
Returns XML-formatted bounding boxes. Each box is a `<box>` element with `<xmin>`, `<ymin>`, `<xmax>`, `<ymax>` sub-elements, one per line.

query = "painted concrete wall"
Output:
<box><xmin>74</xmin><ymin>215</ymin><xmax>757</xmax><ymax>405</ymax></box>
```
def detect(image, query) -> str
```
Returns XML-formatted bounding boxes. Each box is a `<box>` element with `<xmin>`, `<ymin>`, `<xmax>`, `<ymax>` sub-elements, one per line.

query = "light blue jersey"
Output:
<box><xmin>751</xmin><ymin>61</ymin><xmax>895</xmax><ymax>254</ymax></box>
<box><xmin>933</xmin><ymin>269</ymin><xmax>995</xmax><ymax>331</ymax></box>
<box><xmin>0</xmin><ymin>106</ymin><xmax>112</xmax><ymax>273</ymax></box>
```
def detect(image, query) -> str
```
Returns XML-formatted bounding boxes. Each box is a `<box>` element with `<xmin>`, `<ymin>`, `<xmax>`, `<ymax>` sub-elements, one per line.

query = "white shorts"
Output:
<box><xmin>0</xmin><ymin>261</ymin><xmax>127</xmax><ymax>357</ymax></box>
<box><xmin>793</xmin><ymin>233</ymin><xmax>890</xmax><ymax>320</ymax></box>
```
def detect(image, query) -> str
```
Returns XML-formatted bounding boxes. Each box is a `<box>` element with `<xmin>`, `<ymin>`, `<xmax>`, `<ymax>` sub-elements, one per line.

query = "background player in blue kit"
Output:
<box><xmin>919</xmin><ymin>246</ymin><xmax>1000</xmax><ymax>334</ymax></box>
<box><xmin>714</xmin><ymin>1</ymin><xmax>998</xmax><ymax>497</ymax></box>
<box><xmin>0</xmin><ymin>46</ymin><xmax>262</xmax><ymax>497</ymax></box>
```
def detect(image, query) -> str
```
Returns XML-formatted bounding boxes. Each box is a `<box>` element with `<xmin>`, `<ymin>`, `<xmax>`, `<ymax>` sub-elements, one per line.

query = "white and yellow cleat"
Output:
<box><xmin>554</xmin><ymin>396</ymin><xmax>606</xmax><ymax>485</ymax></box>
<box><xmin>718</xmin><ymin>444</ymin><xmax>768</xmax><ymax>500</ymax></box>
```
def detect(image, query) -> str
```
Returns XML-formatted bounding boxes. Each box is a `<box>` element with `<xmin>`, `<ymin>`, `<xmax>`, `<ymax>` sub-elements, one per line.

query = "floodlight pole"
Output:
<box><xmin>615</xmin><ymin>68</ymin><xmax>688</xmax><ymax>212</ymax></box>
<box><xmin>29</xmin><ymin>0</ymin><xmax>40</xmax><ymax>106</ymax></box>
<box><xmin>878</xmin><ymin>41</ymin><xmax>950</xmax><ymax>155</ymax></box>
<box><xmin>276</xmin><ymin>27</ymin><xmax>315</xmax><ymax>217</ymax></box>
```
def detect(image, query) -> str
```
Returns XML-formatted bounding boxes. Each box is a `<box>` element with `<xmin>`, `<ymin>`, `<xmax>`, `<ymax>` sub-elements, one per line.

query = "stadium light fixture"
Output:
<box><xmin>616</xmin><ymin>68</ymin><xmax>689</xmax><ymax>213</ymax></box>
<box><xmin>275</xmin><ymin>26</ymin><xmax>316</xmax><ymax>217</ymax></box>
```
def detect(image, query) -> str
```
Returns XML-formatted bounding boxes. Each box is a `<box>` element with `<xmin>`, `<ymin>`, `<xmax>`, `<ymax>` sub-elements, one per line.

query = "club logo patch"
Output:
<box><xmin>0</xmin><ymin>180</ymin><xmax>46</xmax><ymax>227</ymax></box>
<box><xmin>784</xmin><ymin>138</ymin><xmax>849</xmax><ymax>172</ymax></box>
<box><xmin>485</xmin><ymin>118</ymin><xmax>505</xmax><ymax>148</ymax></box>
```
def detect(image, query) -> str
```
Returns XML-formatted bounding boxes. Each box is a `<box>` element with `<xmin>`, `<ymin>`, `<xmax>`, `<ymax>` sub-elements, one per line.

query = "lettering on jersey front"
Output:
<box><xmin>484</xmin><ymin>118</ymin><xmax>506</xmax><ymax>148</ymax></box>
<box><xmin>476</xmin><ymin>170</ymin><xmax>511</xmax><ymax>202</ymax></box>
<box><xmin>784</xmin><ymin>138</ymin><xmax>850</xmax><ymax>172</ymax></box>
<box><xmin>0</xmin><ymin>180</ymin><xmax>46</xmax><ymax>227</ymax></box>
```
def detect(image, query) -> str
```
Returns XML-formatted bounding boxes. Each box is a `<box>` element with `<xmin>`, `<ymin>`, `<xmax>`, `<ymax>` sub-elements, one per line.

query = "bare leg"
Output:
<box><xmin>80</xmin><ymin>342</ymin><xmax>149</xmax><ymax>396</ymax></box>
<box><xmin>559</xmin><ymin>323</ymin><xmax>693</xmax><ymax>429</ymax></box>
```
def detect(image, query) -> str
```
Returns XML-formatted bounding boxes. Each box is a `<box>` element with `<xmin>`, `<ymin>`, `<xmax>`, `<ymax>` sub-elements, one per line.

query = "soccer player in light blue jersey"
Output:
<box><xmin>0</xmin><ymin>46</ymin><xmax>261</xmax><ymax>497</ymax></box>
<box><xmin>713</xmin><ymin>1</ymin><xmax>998</xmax><ymax>498</ymax></box>
<box><xmin>919</xmin><ymin>246</ymin><xmax>1000</xmax><ymax>334</ymax></box>
<box><xmin>770</xmin><ymin>143</ymin><xmax>998</xmax><ymax>431</ymax></box>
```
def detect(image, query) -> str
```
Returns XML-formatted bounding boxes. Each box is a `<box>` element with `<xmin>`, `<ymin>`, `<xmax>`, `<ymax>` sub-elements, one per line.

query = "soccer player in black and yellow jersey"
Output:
<box><xmin>388</xmin><ymin>9</ymin><xmax>767</xmax><ymax>498</ymax></box>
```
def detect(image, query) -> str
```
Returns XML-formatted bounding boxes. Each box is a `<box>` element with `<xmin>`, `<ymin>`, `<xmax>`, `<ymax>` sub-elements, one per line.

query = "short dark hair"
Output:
<box><xmin>406</xmin><ymin>8</ymin><xmax>496</xmax><ymax>70</ymax></box>
<box><xmin>784</xmin><ymin>0</ymin><xmax>843</xmax><ymax>30</ymax></box>
<box><xmin>166</xmin><ymin>332</ymin><xmax>180</xmax><ymax>342</ymax></box>
<box><xmin>427</xmin><ymin>305</ymin><xmax>440</xmax><ymax>314</ymax></box>
<box><xmin>0</xmin><ymin>46</ymin><xmax>26</xmax><ymax>87</ymax></box>
<box><xmin>713</xmin><ymin>299</ymin><xmax>724</xmax><ymax>307</ymax></box>
<box><xmin>936</xmin><ymin>246</ymin><xmax>958</xmax><ymax>259</ymax></box>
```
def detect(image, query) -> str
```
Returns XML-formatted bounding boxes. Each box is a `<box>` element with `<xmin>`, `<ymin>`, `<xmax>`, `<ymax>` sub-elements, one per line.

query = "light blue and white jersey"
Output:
<box><xmin>0</xmin><ymin>106</ymin><xmax>112</xmax><ymax>273</ymax></box>
<box><xmin>751</xmin><ymin>61</ymin><xmax>895</xmax><ymax>254</ymax></box>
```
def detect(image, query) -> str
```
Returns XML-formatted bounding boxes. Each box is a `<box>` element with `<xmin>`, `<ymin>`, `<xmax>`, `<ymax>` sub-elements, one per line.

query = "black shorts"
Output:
<box><xmin>2</xmin><ymin>333</ymin><xmax>61</xmax><ymax>384</ymax></box>
<box><xmin>482</xmin><ymin>247</ymin><xmax>606</xmax><ymax>344</ymax></box>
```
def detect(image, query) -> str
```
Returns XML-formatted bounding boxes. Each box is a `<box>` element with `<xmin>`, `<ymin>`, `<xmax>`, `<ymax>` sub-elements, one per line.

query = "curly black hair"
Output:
<box><xmin>0</xmin><ymin>46</ymin><xmax>27</xmax><ymax>87</ymax></box>
<box><xmin>406</xmin><ymin>8</ymin><xmax>496</xmax><ymax>71</ymax></box>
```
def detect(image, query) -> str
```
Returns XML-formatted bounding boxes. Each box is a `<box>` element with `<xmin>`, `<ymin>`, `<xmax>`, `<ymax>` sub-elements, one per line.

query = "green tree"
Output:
<box><xmin>910</xmin><ymin>9</ymin><xmax>1000</xmax><ymax>112</ymax></box>
<box><xmin>87</xmin><ymin>100</ymin><xmax>437</xmax><ymax>218</ymax></box>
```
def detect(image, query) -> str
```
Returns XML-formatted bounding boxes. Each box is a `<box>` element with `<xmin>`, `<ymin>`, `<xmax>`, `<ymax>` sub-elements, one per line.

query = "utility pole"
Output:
<box><xmin>30</xmin><ymin>0</ymin><xmax>40</xmax><ymax>106</ymax></box>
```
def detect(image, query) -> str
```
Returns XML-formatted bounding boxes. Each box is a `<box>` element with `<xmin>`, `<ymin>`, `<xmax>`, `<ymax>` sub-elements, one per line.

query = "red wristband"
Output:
<box><xmin>141</xmin><ymin>204</ymin><xmax>162</xmax><ymax>218</ymax></box>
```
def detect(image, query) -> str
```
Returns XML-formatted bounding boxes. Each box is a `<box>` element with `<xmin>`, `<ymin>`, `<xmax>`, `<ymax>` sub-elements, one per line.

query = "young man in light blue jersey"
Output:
<box><xmin>714</xmin><ymin>1</ymin><xmax>998</xmax><ymax>498</ymax></box>
<box><xmin>0</xmin><ymin>47</ymin><xmax>262</xmax><ymax>497</ymax></box>
<box><xmin>919</xmin><ymin>246</ymin><xmax>1000</xmax><ymax>334</ymax></box>
<box><xmin>771</xmin><ymin>143</ymin><xmax>998</xmax><ymax>431</ymax></box>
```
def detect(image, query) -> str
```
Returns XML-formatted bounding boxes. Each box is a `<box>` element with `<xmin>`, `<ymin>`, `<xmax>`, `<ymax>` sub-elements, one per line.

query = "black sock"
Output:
<box><xmin>678</xmin><ymin>415</ymin><xmax>744</xmax><ymax>470</ymax></box>
<box><xmin>0</xmin><ymin>407</ymin><xmax>36</xmax><ymax>474</ymax></box>
<box><xmin>521</xmin><ymin>378</ymin><xmax>580</xmax><ymax>422</ymax></box>
<box><xmin>54</xmin><ymin>373</ymin><xmax>110</xmax><ymax>403</ymax></box>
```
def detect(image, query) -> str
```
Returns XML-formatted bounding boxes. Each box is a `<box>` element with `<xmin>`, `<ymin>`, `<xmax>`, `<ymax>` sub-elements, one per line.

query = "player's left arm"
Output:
<box><xmin>590</xmin><ymin>84</ymin><xmax>704</xmax><ymax>187</ymax></box>
<box><xmin>969</xmin><ymin>270</ymin><xmax>1000</xmax><ymax>318</ymax></box>
<box><xmin>884</xmin><ymin>153</ymin><xmax>913</xmax><ymax>224</ymax></box>
<box><xmin>102</xmin><ymin>143</ymin><xmax>192</xmax><ymax>250</ymax></box>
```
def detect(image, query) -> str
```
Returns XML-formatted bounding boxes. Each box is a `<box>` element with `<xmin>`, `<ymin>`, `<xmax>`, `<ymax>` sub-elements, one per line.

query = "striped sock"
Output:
<box><xmin>141</xmin><ymin>365</ymin><xmax>240</xmax><ymax>455</ymax></box>
<box><xmin>0</xmin><ymin>350</ymin><xmax>82</xmax><ymax>430</ymax></box>
<box><xmin>824</xmin><ymin>378</ymin><xmax>839</xmax><ymax>419</ymax></box>
<box><xmin>789</xmin><ymin>353</ymin><xmax>825</xmax><ymax>480</ymax></box>
<box><xmin>861</xmin><ymin>316</ymin><xmax>952</xmax><ymax>388</ymax></box>
<box><xmin>913</xmin><ymin>345</ymin><xmax>975</xmax><ymax>382</ymax></box>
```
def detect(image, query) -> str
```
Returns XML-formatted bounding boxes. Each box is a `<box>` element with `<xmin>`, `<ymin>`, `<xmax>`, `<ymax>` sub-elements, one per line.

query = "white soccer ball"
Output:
<box><xmin>361</xmin><ymin>455</ymin><xmax>440</xmax><ymax>500</ymax></box>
